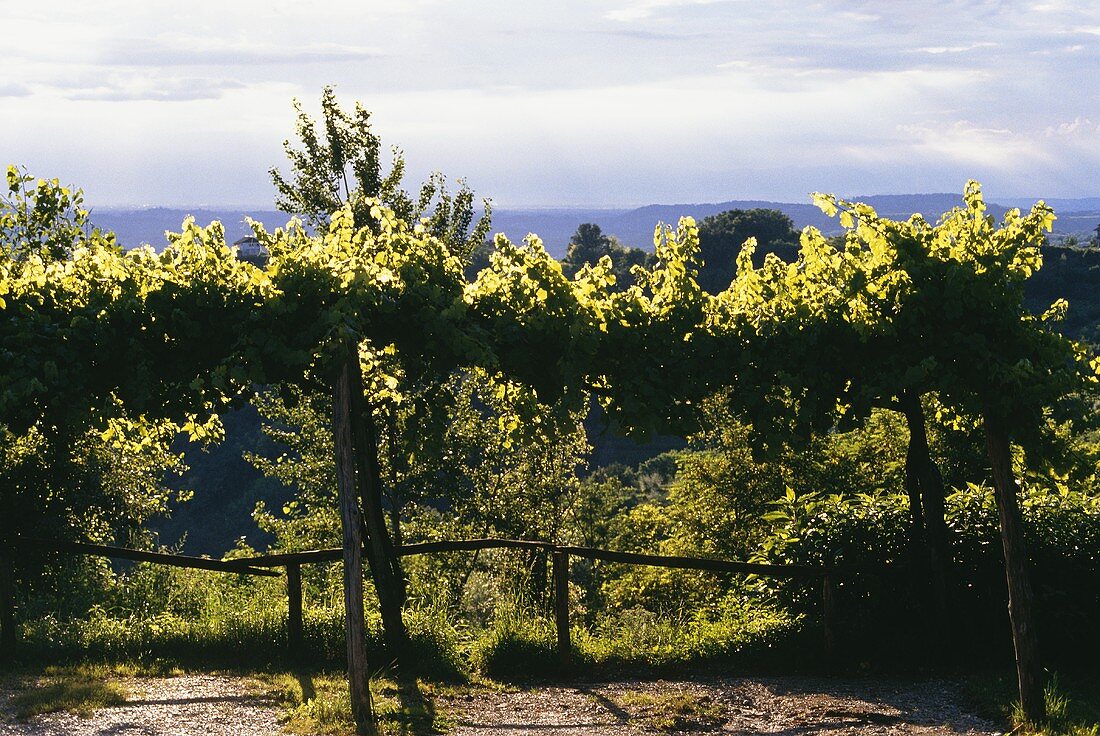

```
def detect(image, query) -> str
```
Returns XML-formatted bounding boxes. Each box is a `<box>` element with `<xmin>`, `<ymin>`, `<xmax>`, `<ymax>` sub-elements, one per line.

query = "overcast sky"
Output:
<box><xmin>2</xmin><ymin>0</ymin><xmax>1098</xmax><ymax>208</ymax></box>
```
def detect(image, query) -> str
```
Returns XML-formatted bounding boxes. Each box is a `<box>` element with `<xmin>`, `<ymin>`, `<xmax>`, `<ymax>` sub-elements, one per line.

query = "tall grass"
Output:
<box><xmin>16</xmin><ymin>550</ymin><xmax>809</xmax><ymax>682</ymax></box>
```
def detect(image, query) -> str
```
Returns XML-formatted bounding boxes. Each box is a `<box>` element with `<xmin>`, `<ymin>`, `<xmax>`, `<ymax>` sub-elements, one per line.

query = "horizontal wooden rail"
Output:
<box><xmin>559</xmin><ymin>546</ymin><xmax>825</xmax><ymax>579</ymax></box>
<box><xmin>398</xmin><ymin>538</ymin><xmax>554</xmax><ymax>555</ymax></box>
<box><xmin>4</xmin><ymin>537</ymin><xmax>280</xmax><ymax>577</ymax></box>
<box><xmin>225</xmin><ymin>539</ymin><xmax>826</xmax><ymax>578</ymax></box>
<box><xmin>221</xmin><ymin>548</ymin><xmax>343</xmax><ymax>568</ymax></box>
<box><xmin>221</xmin><ymin>538</ymin><xmax>555</xmax><ymax>569</ymax></box>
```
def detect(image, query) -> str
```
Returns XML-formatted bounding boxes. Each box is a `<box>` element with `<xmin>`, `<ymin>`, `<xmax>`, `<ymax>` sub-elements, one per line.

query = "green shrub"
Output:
<box><xmin>577</xmin><ymin>594</ymin><xmax>804</xmax><ymax>671</ymax></box>
<box><xmin>467</xmin><ymin>600</ymin><xmax>562</xmax><ymax>681</ymax></box>
<box><xmin>756</xmin><ymin>483</ymin><xmax>1100</xmax><ymax>666</ymax></box>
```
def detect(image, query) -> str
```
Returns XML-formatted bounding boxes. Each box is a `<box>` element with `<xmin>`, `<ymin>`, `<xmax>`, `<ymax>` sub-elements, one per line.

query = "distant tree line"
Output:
<box><xmin>561</xmin><ymin>209</ymin><xmax>800</xmax><ymax>294</ymax></box>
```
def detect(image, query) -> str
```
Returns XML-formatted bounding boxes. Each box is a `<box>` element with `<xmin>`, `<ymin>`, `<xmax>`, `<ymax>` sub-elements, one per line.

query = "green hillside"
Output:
<box><xmin>1028</xmin><ymin>245</ymin><xmax>1100</xmax><ymax>341</ymax></box>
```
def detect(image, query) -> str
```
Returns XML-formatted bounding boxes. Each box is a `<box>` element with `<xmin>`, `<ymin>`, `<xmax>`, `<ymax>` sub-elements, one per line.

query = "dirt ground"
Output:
<box><xmin>0</xmin><ymin>673</ymin><xmax>1003</xmax><ymax>735</ymax></box>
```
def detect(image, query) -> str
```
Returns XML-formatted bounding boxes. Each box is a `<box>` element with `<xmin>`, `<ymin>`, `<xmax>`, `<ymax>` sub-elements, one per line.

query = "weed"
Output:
<box><xmin>969</xmin><ymin>672</ymin><xmax>1100</xmax><ymax>736</ymax></box>
<box><xmin>615</xmin><ymin>689</ymin><xmax>726</xmax><ymax>731</ymax></box>
<box><xmin>257</xmin><ymin>670</ymin><xmax>453</xmax><ymax>736</ymax></box>
<box><xmin>10</xmin><ymin>665</ymin><xmax>129</xmax><ymax>718</ymax></box>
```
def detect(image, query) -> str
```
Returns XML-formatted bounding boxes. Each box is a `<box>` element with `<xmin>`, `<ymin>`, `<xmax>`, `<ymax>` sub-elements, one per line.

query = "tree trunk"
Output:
<box><xmin>332</xmin><ymin>359</ymin><xmax>377</xmax><ymax>735</ymax></box>
<box><xmin>903</xmin><ymin>446</ymin><xmax>925</xmax><ymax>543</ymax></box>
<box><xmin>900</xmin><ymin>391</ymin><xmax>950</xmax><ymax>651</ymax></box>
<box><xmin>984</xmin><ymin>416</ymin><xmax>1045</xmax><ymax>724</ymax></box>
<box><xmin>346</xmin><ymin>355</ymin><xmax>409</xmax><ymax>660</ymax></box>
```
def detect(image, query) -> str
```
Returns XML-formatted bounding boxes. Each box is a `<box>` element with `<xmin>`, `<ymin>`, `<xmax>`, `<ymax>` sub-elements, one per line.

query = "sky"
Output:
<box><xmin>2</xmin><ymin>0</ymin><xmax>1099</xmax><ymax>208</ymax></box>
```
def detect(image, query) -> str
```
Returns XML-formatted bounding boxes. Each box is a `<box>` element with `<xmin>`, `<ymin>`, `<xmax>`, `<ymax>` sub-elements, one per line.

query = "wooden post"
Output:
<box><xmin>334</xmin><ymin>357</ymin><xmax>377</xmax><ymax>735</ymax></box>
<box><xmin>900</xmin><ymin>391</ymin><xmax>950</xmax><ymax>657</ymax></box>
<box><xmin>552</xmin><ymin>550</ymin><xmax>571</xmax><ymax>661</ymax></box>
<box><xmin>348</xmin><ymin>360</ymin><xmax>409</xmax><ymax>661</ymax></box>
<box><xmin>0</xmin><ymin>553</ymin><xmax>14</xmax><ymax>659</ymax></box>
<box><xmin>985</xmin><ymin>417</ymin><xmax>1045</xmax><ymax>723</ymax></box>
<box><xmin>286</xmin><ymin>562</ymin><xmax>303</xmax><ymax>663</ymax></box>
<box><xmin>822</xmin><ymin>571</ymin><xmax>837</xmax><ymax>662</ymax></box>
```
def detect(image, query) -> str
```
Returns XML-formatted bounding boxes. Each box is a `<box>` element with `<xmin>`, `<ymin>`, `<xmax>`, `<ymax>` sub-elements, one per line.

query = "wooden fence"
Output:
<box><xmin>0</xmin><ymin>536</ymin><xmax>839</xmax><ymax>661</ymax></box>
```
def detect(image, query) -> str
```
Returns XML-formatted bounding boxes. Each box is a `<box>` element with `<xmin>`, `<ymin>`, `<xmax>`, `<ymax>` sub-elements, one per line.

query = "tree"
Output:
<box><xmin>271</xmin><ymin>85</ymin><xmax>490</xmax><ymax>258</ymax></box>
<box><xmin>804</xmin><ymin>184</ymin><xmax>1095</xmax><ymax>721</ymax></box>
<box><xmin>594</xmin><ymin>219</ymin><xmax>714</xmax><ymax>439</ymax></box>
<box><xmin>268</xmin><ymin>87</ymin><xmax>494</xmax><ymax>664</ymax></box>
<box><xmin>0</xmin><ymin>168</ymin><xmax>189</xmax><ymax>654</ymax></box>
<box><xmin>250</xmin><ymin>367</ymin><xmax>592</xmax><ymax>611</ymax></box>
<box><xmin>561</xmin><ymin>223</ymin><xmax>653</xmax><ymax>290</ymax></box>
<box><xmin>697</xmin><ymin>208</ymin><xmax>799</xmax><ymax>294</ymax></box>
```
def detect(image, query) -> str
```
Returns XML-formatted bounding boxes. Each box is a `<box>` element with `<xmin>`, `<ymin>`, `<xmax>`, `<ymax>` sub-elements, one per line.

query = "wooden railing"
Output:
<box><xmin>224</xmin><ymin>538</ymin><xmax>839</xmax><ymax>660</ymax></box>
<box><xmin>1</xmin><ymin>536</ymin><xmax>840</xmax><ymax>661</ymax></box>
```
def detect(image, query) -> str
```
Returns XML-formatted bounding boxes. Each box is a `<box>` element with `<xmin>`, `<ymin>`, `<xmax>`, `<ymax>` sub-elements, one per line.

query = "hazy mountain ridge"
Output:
<box><xmin>92</xmin><ymin>208</ymin><xmax>298</xmax><ymax>251</ymax></box>
<box><xmin>96</xmin><ymin>194</ymin><xmax>1100</xmax><ymax>260</ymax></box>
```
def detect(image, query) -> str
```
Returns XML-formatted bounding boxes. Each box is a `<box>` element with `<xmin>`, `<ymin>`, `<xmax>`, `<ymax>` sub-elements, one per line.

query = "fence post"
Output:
<box><xmin>822</xmin><ymin>571</ymin><xmax>838</xmax><ymax>662</ymax></box>
<box><xmin>552</xmin><ymin>550</ymin><xmax>570</xmax><ymax>660</ymax></box>
<box><xmin>0</xmin><ymin>552</ymin><xmax>14</xmax><ymax>658</ymax></box>
<box><xmin>286</xmin><ymin>562</ymin><xmax>304</xmax><ymax>663</ymax></box>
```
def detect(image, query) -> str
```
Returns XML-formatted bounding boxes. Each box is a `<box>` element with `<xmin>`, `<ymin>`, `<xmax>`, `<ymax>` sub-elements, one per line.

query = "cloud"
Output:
<box><xmin>99</xmin><ymin>36</ymin><xmax>384</xmax><ymax>67</ymax></box>
<box><xmin>896</xmin><ymin>120</ymin><xmax>1045</xmax><ymax>168</ymax></box>
<box><xmin>5</xmin><ymin>0</ymin><xmax>1100</xmax><ymax>205</ymax></box>
<box><xmin>915</xmin><ymin>42</ymin><xmax>999</xmax><ymax>54</ymax></box>
<box><xmin>0</xmin><ymin>83</ymin><xmax>32</xmax><ymax>98</ymax></box>
<box><xmin>63</xmin><ymin>76</ymin><xmax>247</xmax><ymax>102</ymax></box>
<box><xmin>1045</xmin><ymin>117</ymin><xmax>1099</xmax><ymax>137</ymax></box>
<box><xmin>604</xmin><ymin>0</ymin><xmax>735</xmax><ymax>22</ymax></box>
<box><xmin>596</xmin><ymin>27</ymin><xmax>711</xmax><ymax>40</ymax></box>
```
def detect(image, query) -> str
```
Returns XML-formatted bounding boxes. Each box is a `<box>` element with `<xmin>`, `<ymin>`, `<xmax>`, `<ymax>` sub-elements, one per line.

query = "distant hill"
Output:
<box><xmin>150</xmin><ymin>405</ymin><xmax>292</xmax><ymax>556</ymax></box>
<box><xmin>1028</xmin><ymin>245</ymin><xmax>1100</xmax><ymax>342</ymax></box>
<box><xmin>100</xmin><ymin>194</ymin><xmax>1098</xmax><ymax>259</ymax></box>
<box><xmin>92</xmin><ymin>208</ymin><xmax>294</xmax><ymax>250</ymax></box>
<box><xmin>1000</xmin><ymin>197</ymin><xmax>1100</xmax><ymax>213</ymax></box>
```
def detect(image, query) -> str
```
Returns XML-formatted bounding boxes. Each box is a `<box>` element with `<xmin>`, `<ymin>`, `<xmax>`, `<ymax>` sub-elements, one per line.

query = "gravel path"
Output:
<box><xmin>0</xmin><ymin>675</ymin><xmax>281</xmax><ymax>736</ymax></box>
<box><xmin>441</xmin><ymin>677</ymin><xmax>1004</xmax><ymax>735</ymax></box>
<box><xmin>0</xmin><ymin>673</ymin><xmax>1004</xmax><ymax>735</ymax></box>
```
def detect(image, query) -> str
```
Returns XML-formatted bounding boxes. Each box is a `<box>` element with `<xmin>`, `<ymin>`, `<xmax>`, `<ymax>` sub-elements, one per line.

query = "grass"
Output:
<box><xmin>614</xmin><ymin>689</ymin><xmax>726</xmax><ymax>731</ymax></box>
<box><xmin>465</xmin><ymin>597</ymin><xmax>806</xmax><ymax>682</ymax></box>
<box><xmin>4</xmin><ymin>661</ymin><xmax>460</xmax><ymax>735</ymax></box>
<box><xmin>967</xmin><ymin>672</ymin><xmax>1100</xmax><ymax>736</ymax></box>
<box><xmin>8</xmin><ymin>664</ymin><xmax>131</xmax><ymax>718</ymax></box>
<box><xmin>257</xmin><ymin>670</ymin><xmax>456</xmax><ymax>736</ymax></box>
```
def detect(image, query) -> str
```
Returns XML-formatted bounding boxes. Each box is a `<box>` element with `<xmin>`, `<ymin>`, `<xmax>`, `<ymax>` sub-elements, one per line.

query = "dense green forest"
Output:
<box><xmin>3</xmin><ymin>89</ymin><xmax>1100</xmax><ymax>734</ymax></box>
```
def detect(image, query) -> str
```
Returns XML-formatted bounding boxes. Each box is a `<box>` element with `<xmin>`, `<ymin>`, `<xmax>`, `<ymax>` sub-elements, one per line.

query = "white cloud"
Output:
<box><xmin>897</xmin><ymin>121</ymin><xmax>1046</xmax><ymax>169</ymax></box>
<box><xmin>98</xmin><ymin>36</ymin><xmax>385</xmax><ymax>67</ymax></box>
<box><xmin>0</xmin><ymin>83</ymin><xmax>32</xmax><ymax>98</ymax></box>
<box><xmin>915</xmin><ymin>42</ymin><xmax>998</xmax><ymax>54</ymax></box>
<box><xmin>604</xmin><ymin>0</ymin><xmax>735</xmax><ymax>22</ymax></box>
<box><xmin>1045</xmin><ymin>117</ymin><xmax>1099</xmax><ymax>137</ymax></box>
<box><xmin>3</xmin><ymin>0</ymin><xmax>1100</xmax><ymax>205</ymax></box>
<box><xmin>63</xmin><ymin>76</ymin><xmax>246</xmax><ymax>102</ymax></box>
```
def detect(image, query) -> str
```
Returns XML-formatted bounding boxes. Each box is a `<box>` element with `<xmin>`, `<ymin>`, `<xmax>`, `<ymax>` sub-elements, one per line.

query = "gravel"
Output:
<box><xmin>441</xmin><ymin>676</ymin><xmax>1004</xmax><ymax>735</ymax></box>
<box><xmin>0</xmin><ymin>673</ymin><xmax>1005</xmax><ymax>735</ymax></box>
<box><xmin>0</xmin><ymin>675</ymin><xmax>282</xmax><ymax>736</ymax></box>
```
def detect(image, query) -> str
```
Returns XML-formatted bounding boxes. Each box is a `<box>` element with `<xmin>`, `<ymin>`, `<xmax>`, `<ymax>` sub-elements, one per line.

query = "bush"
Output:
<box><xmin>467</xmin><ymin>600</ymin><xmax>562</xmax><ymax>681</ymax></box>
<box><xmin>755</xmin><ymin>483</ymin><xmax>1100</xmax><ymax>666</ymax></box>
<box><xmin>577</xmin><ymin>594</ymin><xmax>804</xmax><ymax>672</ymax></box>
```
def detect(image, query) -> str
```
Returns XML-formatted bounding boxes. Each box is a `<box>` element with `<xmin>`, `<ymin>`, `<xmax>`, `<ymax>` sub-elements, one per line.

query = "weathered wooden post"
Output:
<box><xmin>552</xmin><ymin>549</ymin><xmax>571</xmax><ymax>661</ymax></box>
<box><xmin>286</xmin><ymin>562</ymin><xmax>304</xmax><ymax>663</ymax></box>
<box><xmin>334</xmin><ymin>355</ymin><xmax>377</xmax><ymax>735</ymax></box>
